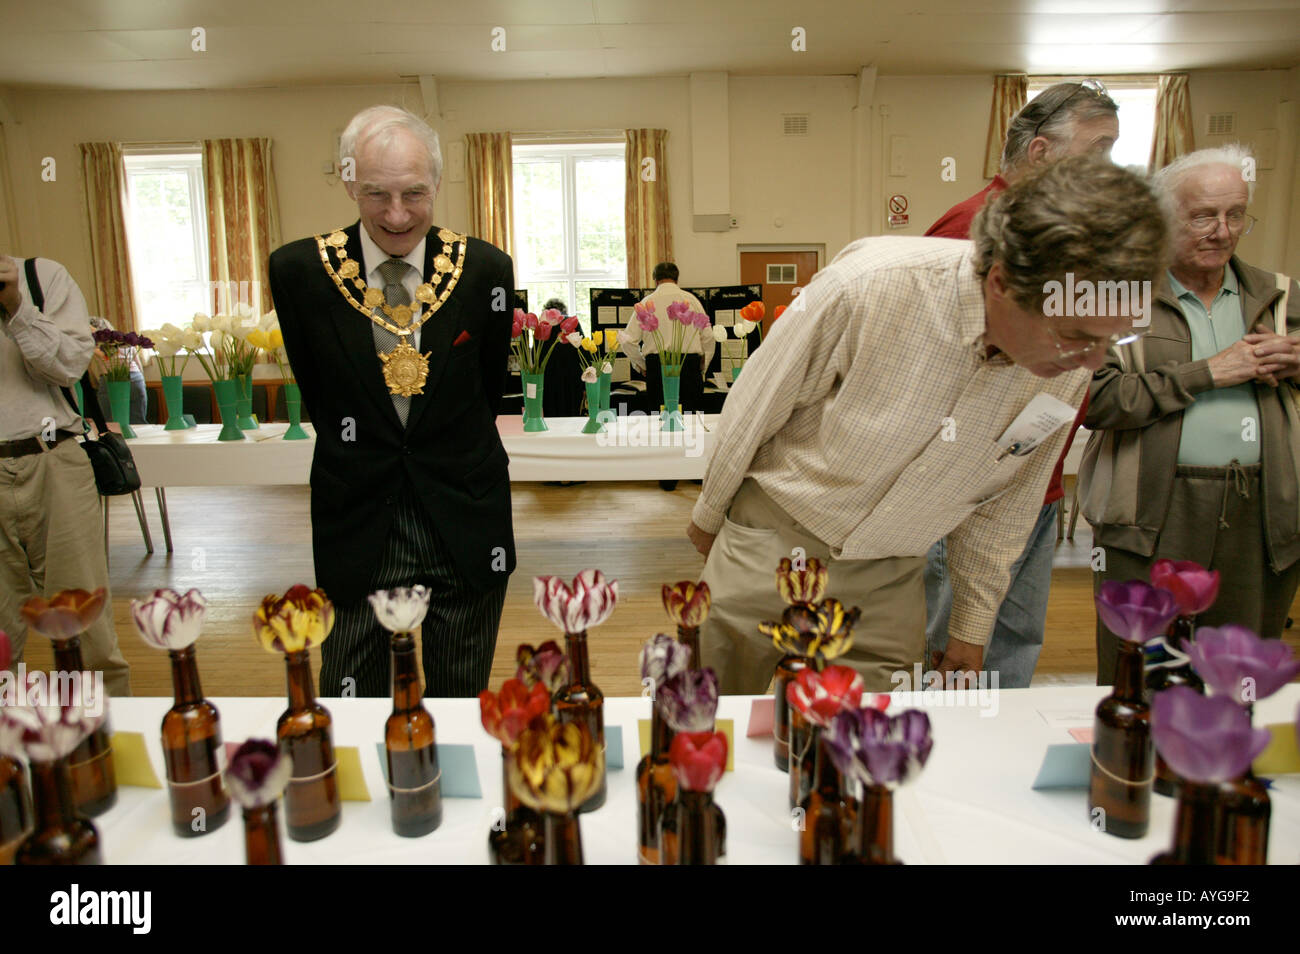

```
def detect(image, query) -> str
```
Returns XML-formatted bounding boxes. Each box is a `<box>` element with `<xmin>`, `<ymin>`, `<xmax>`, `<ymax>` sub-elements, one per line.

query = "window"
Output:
<box><xmin>122</xmin><ymin>150</ymin><xmax>210</xmax><ymax>329</ymax></box>
<box><xmin>512</xmin><ymin>143</ymin><xmax>626</xmax><ymax>330</ymax></box>
<box><xmin>1026</xmin><ymin>79</ymin><xmax>1157</xmax><ymax>172</ymax></box>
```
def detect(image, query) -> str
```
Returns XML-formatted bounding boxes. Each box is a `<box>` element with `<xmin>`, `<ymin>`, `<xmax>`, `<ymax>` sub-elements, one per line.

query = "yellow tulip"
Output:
<box><xmin>582</xmin><ymin>338</ymin><xmax>597</xmax><ymax>353</ymax></box>
<box><xmin>591</xmin><ymin>330</ymin><xmax>603</xmax><ymax>346</ymax></box>
<box><xmin>254</xmin><ymin>585</ymin><xmax>334</xmax><ymax>655</ymax></box>
<box><xmin>246</xmin><ymin>329</ymin><xmax>269</xmax><ymax>350</ymax></box>
<box><xmin>269</xmin><ymin>328</ymin><xmax>284</xmax><ymax>350</ymax></box>
<box><xmin>606</xmin><ymin>329</ymin><xmax>618</xmax><ymax>347</ymax></box>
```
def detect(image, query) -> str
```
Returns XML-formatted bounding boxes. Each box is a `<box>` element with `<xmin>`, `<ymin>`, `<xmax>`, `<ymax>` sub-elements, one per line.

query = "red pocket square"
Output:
<box><xmin>453</xmin><ymin>330</ymin><xmax>472</xmax><ymax>346</ymax></box>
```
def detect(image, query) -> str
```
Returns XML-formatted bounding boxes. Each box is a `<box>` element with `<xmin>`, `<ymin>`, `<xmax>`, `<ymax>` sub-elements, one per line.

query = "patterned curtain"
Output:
<box><xmin>984</xmin><ymin>75</ymin><xmax>1028</xmax><ymax>178</ymax></box>
<box><xmin>624</xmin><ymin>129</ymin><xmax>673</xmax><ymax>289</ymax></box>
<box><xmin>465</xmin><ymin>132</ymin><xmax>514</xmax><ymax>256</ymax></box>
<box><xmin>1150</xmin><ymin>74</ymin><xmax>1195</xmax><ymax>171</ymax></box>
<box><xmin>77</xmin><ymin>142</ymin><xmax>138</xmax><ymax>331</ymax></box>
<box><xmin>203</xmin><ymin>138</ymin><xmax>281</xmax><ymax>315</ymax></box>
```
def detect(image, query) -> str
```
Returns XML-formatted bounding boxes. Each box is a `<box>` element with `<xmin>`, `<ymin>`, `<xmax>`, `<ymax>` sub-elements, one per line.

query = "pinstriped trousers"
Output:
<box><xmin>319</xmin><ymin>489</ymin><xmax>507</xmax><ymax>698</ymax></box>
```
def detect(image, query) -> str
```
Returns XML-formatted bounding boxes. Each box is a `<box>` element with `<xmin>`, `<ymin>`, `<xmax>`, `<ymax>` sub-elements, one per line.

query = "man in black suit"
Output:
<box><xmin>268</xmin><ymin>105</ymin><xmax>515</xmax><ymax>697</ymax></box>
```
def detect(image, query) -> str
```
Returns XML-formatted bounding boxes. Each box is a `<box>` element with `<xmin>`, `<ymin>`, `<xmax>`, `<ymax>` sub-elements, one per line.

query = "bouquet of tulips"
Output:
<box><xmin>246</xmin><ymin>311</ymin><xmax>293</xmax><ymax>385</ymax></box>
<box><xmin>633</xmin><ymin>300</ymin><xmax>710</xmax><ymax>376</ymax></box>
<box><xmin>572</xmin><ymin>328</ymin><xmax>620</xmax><ymax>384</ymax></box>
<box><xmin>512</xmin><ymin>308</ymin><xmax>580</xmax><ymax>376</ymax></box>
<box><xmin>91</xmin><ymin>329</ymin><xmax>154</xmax><ymax>382</ymax></box>
<box><xmin>140</xmin><ymin>322</ymin><xmax>204</xmax><ymax>378</ymax></box>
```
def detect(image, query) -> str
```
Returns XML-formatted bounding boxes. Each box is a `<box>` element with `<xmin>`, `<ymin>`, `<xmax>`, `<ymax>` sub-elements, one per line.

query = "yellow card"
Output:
<box><xmin>637</xmin><ymin>719</ymin><xmax>734</xmax><ymax>772</ymax></box>
<box><xmin>334</xmin><ymin>746</ymin><xmax>371</xmax><ymax>802</ymax></box>
<box><xmin>109</xmin><ymin>732</ymin><xmax>162</xmax><ymax>789</ymax></box>
<box><xmin>1253</xmin><ymin>722</ymin><xmax>1300</xmax><ymax>776</ymax></box>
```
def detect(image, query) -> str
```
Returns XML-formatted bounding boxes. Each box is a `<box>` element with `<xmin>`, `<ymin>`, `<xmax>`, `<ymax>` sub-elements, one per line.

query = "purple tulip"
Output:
<box><xmin>639</xmin><ymin>633</ymin><xmax>692</xmax><ymax>692</ymax></box>
<box><xmin>1151</xmin><ymin>686</ymin><xmax>1271</xmax><ymax>784</ymax></box>
<box><xmin>855</xmin><ymin>708</ymin><xmax>933</xmax><ymax>788</ymax></box>
<box><xmin>225</xmin><ymin>739</ymin><xmax>293</xmax><ymax>808</ymax></box>
<box><xmin>1187</xmin><ymin>624</ymin><xmax>1300</xmax><ymax>705</ymax></box>
<box><xmin>137</xmin><ymin>335</ymin><xmax>155</xmax><ymax>350</ymax></box>
<box><xmin>824</xmin><ymin>708</ymin><xmax>864</xmax><ymax>779</ymax></box>
<box><xmin>658</xmin><ymin>667</ymin><xmax>719</xmax><ymax>733</ymax></box>
<box><xmin>122</xmin><ymin>332</ymin><xmax>139</xmax><ymax>347</ymax></box>
<box><xmin>1095</xmin><ymin>580</ymin><xmax>1179</xmax><ymax>644</ymax></box>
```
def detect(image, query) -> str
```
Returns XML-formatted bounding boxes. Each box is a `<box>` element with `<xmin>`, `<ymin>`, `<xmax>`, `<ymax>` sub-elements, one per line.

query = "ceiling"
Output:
<box><xmin>1</xmin><ymin>0</ymin><xmax>1298</xmax><ymax>91</ymax></box>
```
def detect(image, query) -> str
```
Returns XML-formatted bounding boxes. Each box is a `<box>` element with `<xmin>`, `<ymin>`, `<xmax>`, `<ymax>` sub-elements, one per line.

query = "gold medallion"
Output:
<box><xmin>338</xmin><ymin>259</ymin><xmax>359</xmax><ymax>279</ymax></box>
<box><xmin>391</xmin><ymin>304</ymin><xmax>414</xmax><ymax>328</ymax></box>
<box><xmin>438</xmin><ymin>228</ymin><xmax>458</xmax><ymax>243</ymax></box>
<box><xmin>326</xmin><ymin>231</ymin><xmax>347</xmax><ymax>247</ymax></box>
<box><xmin>433</xmin><ymin>254</ymin><xmax>452</xmax><ymax>273</ymax></box>
<box><xmin>363</xmin><ymin>287</ymin><xmax>385</xmax><ymax>308</ymax></box>
<box><xmin>414</xmin><ymin>284</ymin><xmax>436</xmax><ymax>304</ymax></box>
<box><xmin>379</xmin><ymin>338</ymin><xmax>429</xmax><ymax>396</ymax></box>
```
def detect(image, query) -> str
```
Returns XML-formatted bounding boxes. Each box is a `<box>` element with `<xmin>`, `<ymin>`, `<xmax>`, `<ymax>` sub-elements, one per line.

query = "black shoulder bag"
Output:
<box><xmin>25</xmin><ymin>258</ymin><xmax>143</xmax><ymax>496</ymax></box>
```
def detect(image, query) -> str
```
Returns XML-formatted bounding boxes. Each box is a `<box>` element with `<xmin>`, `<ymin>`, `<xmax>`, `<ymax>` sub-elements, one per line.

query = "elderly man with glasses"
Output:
<box><xmin>1080</xmin><ymin>144</ymin><xmax>1300</xmax><ymax>684</ymax></box>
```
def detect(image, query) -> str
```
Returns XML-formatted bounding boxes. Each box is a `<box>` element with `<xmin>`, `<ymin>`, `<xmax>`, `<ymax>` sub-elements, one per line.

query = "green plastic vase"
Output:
<box><xmin>522</xmin><ymin>372</ymin><xmax>547</xmax><ymax>432</ymax></box>
<box><xmin>106</xmin><ymin>379</ymin><xmax>136</xmax><ymax>439</ymax></box>
<box><xmin>282</xmin><ymin>383</ymin><xmax>310</xmax><ymax>440</ymax></box>
<box><xmin>213</xmin><ymin>379</ymin><xmax>246</xmax><ymax>441</ymax></box>
<box><xmin>161</xmin><ymin>375</ymin><xmax>189</xmax><ymax>430</ymax></box>
<box><xmin>660</xmin><ymin>365</ymin><xmax>683</xmax><ymax>432</ymax></box>
<box><xmin>236</xmin><ymin>373</ymin><xmax>259</xmax><ymax>430</ymax></box>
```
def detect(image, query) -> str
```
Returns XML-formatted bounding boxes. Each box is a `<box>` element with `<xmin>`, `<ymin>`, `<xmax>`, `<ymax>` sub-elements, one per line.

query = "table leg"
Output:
<box><xmin>102</xmin><ymin>496</ymin><xmax>110</xmax><ymax>571</ymax></box>
<box><xmin>131</xmin><ymin>489</ymin><xmax>155</xmax><ymax>555</ymax></box>
<box><xmin>155</xmin><ymin>487</ymin><xmax>174</xmax><ymax>553</ymax></box>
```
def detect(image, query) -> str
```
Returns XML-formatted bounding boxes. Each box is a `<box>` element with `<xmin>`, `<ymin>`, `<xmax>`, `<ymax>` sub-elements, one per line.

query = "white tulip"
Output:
<box><xmin>712</xmin><ymin>325</ymin><xmax>729</xmax><ymax>343</ymax></box>
<box><xmin>190</xmin><ymin>313</ymin><xmax>211</xmax><ymax>332</ymax></box>
<box><xmin>211</xmin><ymin>314</ymin><xmax>232</xmax><ymax>333</ymax></box>
<box><xmin>181</xmin><ymin>330</ymin><xmax>203</xmax><ymax>351</ymax></box>
<box><xmin>368</xmin><ymin>585</ymin><xmax>431</xmax><ymax>633</ymax></box>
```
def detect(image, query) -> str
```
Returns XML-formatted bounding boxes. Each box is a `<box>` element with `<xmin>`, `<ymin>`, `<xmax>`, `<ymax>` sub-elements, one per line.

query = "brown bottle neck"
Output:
<box><xmin>676</xmin><ymin>624</ymin><xmax>702</xmax><ymax>669</ymax></box>
<box><xmin>650</xmin><ymin>702</ymin><xmax>676</xmax><ymax>758</ymax></box>
<box><xmin>169</xmin><ymin>645</ymin><xmax>204</xmax><ymax>706</ymax></box>
<box><xmin>1171</xmin><ymin>782</ymin><xmax>1220</xmax><ymax>864</ymax></box>
<box><xmin>284</xmin><ymin>650</ymin><xmax>316</xmax><ymax>709</ymax></box>
<box><xmin>813</xmin><ymin>730</ymin><xmax>844</xmax><ymax>796</ymax></box>
<box><xmin>856</xmin><ymin>784</ymin><xmax>895</xmax><ymax>862</ymax></box>
<box><xmin>565</xmin><ymin>631</ymin><xmax>591</xmax><ymax>685</ymax></box>
<box><xmin>542</xmin><ymin>810</ymin><xmax>583</xmax><ymax>865</ymax></box>
<box><xmin>1166</xmin><ymin>615</ymin><xmax>1195</xmax><ymax>650</ymax></box>
<box><xmin>677</xmin><ymin>790</ymin><xmax>719</xmax><ymax>865</ymax></box>
<box><xmin>1114</xmin><ymin>640</ymin><xmax>1146</xmax><ymax>702</ymax></box>
<box><xmin>242</xmin><ymin>803</ymin><xmax>284</xmax><ymax>865</ymax></box>
<box><xmin>52</xmin><ymin>637</ymin><xmax>85</xmax><ymax>674</ymax></box>
<box><xmin>28</xmin><ymin>759</ymin><xmax>78</xmax><ymax>831</ymax></box>
<box><xmin>389</xmin><ymin>633</ymin><xmax>423</xmax><ymax>712</ymax></box>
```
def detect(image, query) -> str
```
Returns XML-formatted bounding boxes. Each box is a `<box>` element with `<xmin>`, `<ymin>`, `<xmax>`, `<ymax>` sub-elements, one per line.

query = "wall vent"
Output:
<box><xmin>1207</xmin><ymin>113</ymin><xmax>1235</xmax><ymax>136</ymax></box>
<box><xmin>766</xmin><ymin>264</ymin><xmax>797</xmax><ymax>283</ymax></box>
<box><xmin>782</xmin><ymin>114</ymin><xmax>809</xmax><ymax>136</ymax></box>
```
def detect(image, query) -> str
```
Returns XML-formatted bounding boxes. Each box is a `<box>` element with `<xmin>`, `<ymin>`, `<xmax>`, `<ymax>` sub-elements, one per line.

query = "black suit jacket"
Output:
<box><xmin>268</xmin><ymin>222</ymin><xmax>517</xmax><ymax>604</ymax></box>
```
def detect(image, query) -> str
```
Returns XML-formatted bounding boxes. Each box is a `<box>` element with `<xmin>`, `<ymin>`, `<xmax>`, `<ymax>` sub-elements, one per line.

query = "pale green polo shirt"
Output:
<box><xmin>1171</xmin><ymin>267</ymin><xmax>1260</xmax><ymax>466</ymax></box>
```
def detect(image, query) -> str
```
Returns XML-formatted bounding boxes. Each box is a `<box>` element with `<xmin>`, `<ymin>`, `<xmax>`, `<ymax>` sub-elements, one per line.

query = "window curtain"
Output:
<box><xmin>203</xmin><ymin>138</ymin><xmax>280</xmax><ymax>315</ymax></box>
<box><xmin>77</xmin><ymin>142</ymin><xmax>139</xmax><ymax>332</ymax></box>
<box><xmin>984</xmin><ymin>75</ymin><xmax>1027</xmax><ymax>178</ymax></box>
<box><xmin>1149</xmin><ymin>74</ymin><xmax>1195</xmax><ymax>171</ymax></box>
<box><xmin>465</xmin><ymin>132</ymin><xmax>514</xmax><ymax>256</ymax></box>
<box><xmin>624</xmin><ymin>128</ymin><xmax>673</xmax><ymax>289</ymax></box>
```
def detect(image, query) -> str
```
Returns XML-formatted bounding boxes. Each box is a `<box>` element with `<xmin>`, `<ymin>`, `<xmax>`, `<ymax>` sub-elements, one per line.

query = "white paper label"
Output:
<box><xmin>995</xmin><ymin>393</ymin><xmax>1076</xmax><ymax>459</ymax></box>
<box><xmin>525</xmin><ymin>382</ymin><xmax>537</xmax><ymax>399</ymax></box>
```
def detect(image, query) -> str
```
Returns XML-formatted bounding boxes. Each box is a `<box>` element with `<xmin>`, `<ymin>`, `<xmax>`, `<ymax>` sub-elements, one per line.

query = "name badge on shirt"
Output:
<box><xmin>994</xmin><ymin>393</ymin><xmax>1076</xmax><ymax>461</ymax></box>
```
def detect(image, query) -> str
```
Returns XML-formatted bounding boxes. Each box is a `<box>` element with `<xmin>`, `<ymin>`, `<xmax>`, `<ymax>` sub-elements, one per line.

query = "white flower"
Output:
<box><xmin>131</xmin><ymin>588</ymin><xmax>207</xmax><ymax>651</ymax></box>
<box><xmin>210</xmin><ymin>314</ymin><xmax>232</xmax><ymax>333</ymax></box>
<box><xmin>581</xmin><ymin>366</ymin><xmax>598</xmax><ymax>383</ymax></box>
<box><xmin>368</xmin><ymin>585</ymin><xmax>431</xmax><ymax>633</ymax></box>
<box><xmin>565</xmin><ymin>333</ymin><xmax>582</xmax><ymax>346</ymax></box>
<box><xmin>181</xmin><ymin>329</ymin><xmax>203</xmax><ymax>351</ymax></box>
<box><xmin>190</xmin><ymin>313</ymin><xmax>211</xmax><ymax>332</ymax></box>
<box><xmin>739</xmin><ymin>319</ymin><xmax>758</xmax><ymax>335</ymax></box>
<box><xmin>712</xmin><ymin>325</ymin><xmax>729</xmax><ymax>343</ymax></box>
<box><xmin>601</xmin><ymin>362</ymin><xmax>613</xmax><ymax>374</ymax></box>
<box><xmin>259</xmin><ymin>309</ymin><xmax>278</xmax><ymax>331</ymax></box>
<box><xmin>208</xmin><ymin>329</ymin><xmax>226</xmax><ymax>350</ymax></box>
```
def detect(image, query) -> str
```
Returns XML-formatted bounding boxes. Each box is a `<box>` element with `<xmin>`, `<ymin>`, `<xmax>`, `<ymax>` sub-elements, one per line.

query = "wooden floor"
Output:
<box><xmin>19</xmin><ymin>481</ymin><xmax>1300</xmax><ymax>698</ymax></box>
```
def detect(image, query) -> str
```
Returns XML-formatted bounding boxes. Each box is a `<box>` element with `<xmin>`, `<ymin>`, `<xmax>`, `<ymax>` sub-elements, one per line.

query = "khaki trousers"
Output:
<box><xmin>699</xmin><ymin>478</ymin><xmax>926</xmax><ymax>693</ymax></box>
<box><xmin>0</xmin><ymin>439</ymin><xmax>131</xmax><ymax>696</ymax></box>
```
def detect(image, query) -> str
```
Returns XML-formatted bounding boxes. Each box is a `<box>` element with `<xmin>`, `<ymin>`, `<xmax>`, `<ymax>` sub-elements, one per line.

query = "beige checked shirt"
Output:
<box><xmin>692</xmin><ymin>237</ymin><xmax>1089</xmax><ymax>647</ymax></box>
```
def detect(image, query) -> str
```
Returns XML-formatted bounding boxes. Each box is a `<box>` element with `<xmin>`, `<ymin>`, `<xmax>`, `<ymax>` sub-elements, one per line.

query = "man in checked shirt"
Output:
<box><xmin>687</xmin><ymin>156</ymin><xmax>1168</xmax><ymax>693</ymax></box>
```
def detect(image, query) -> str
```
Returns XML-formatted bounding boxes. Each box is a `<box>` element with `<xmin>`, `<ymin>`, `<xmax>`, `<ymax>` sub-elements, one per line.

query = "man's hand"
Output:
<box><xmin>0</xmin><ymin>256</ymin><xmax>22</xmax><ymax>316</ymax></box>
<box><xmin>1243</xmin><ymin>331</ymin><xmax>1300</xmax><ymax>386</ymax></box>
<box><xmin>1207</xmin><ymin>338</ymin><xmax>1273</xmax><ymax>388</ymax></box>
<box><xmin>928</xmin><ymin>638</ymin><xmax>984</xmax><ymax>689</ymax></box>
<box><xmin>687</xmin><ymin>520</ymin><xmax>716</xmax><ymax>558</ymax></box>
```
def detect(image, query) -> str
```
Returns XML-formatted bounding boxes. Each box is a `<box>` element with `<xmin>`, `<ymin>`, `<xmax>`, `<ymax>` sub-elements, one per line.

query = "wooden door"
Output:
<box><xmin>739</xmin><ymin>250</ymin><xmax>820</xmax><ymax>336</ymax></box>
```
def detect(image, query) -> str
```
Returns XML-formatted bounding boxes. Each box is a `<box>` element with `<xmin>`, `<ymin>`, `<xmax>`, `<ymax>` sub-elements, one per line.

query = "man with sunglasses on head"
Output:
<box><xmin>923</xmin><ymin>80</ymin><xmax>1119</xmax><ymax>688</ymax></box>
<box><xmin>1080</xmin><ymin>144</ymin><xmax>1300</xmax><ymax>683</ymax></box>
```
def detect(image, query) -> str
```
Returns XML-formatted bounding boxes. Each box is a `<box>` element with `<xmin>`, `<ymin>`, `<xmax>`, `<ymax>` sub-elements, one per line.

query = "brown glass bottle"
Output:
<box><xmin>554</xmin><ymin>630</ymin><xmax>605</xmax><ymax>812</ymax></box>
<box><xmin>636</xmin><ymin>701</ymin><xmax>676</xmax><ymax>864</ymax></box>
<box><xmin>242</xmin><ymin>803</ymin><xmax>284</xmax><ymax>865</ymax></box>
<box><xmin>1146</xmin><ymin>616</ymin><xmax>1205</xmax><ymax>796</ymax></box>
<box><xmin>0</xmin><ymin>754</ymin><xmax>32</xmax><ymax>864</ymax></box>
<box><xmin>16</xmin><ymin>759</ymin><xmax>102</xmax><ymax>865</ymax></box>
<box><xmin>277</xmin><ymin>649</ymin><xmax>341</xmax><ymax>842</ymax></box>
<box><xmin>1216</xmin><ymin>770</ymin><xmax>1269</xmax><ymax>864</ymax></box>
<box><xmin>799</xmin><ymin>731</ymin><xmax>855</xmax><ymax>865</ymax></box>
<box><xmin>385</xmin><ymin>633</ymin><xmax>442</xmax><ymax>837</ymax></box>
<box><xmin>1151</xmin><ymin>781</ymin><xmax>1221</xmax><ymax>865</ymax></box>
<box><xmin>537</xmin><ymin>811</ymin><xmax>583</xmax><ymax>865</ymax></box>
<box><xmin>677</xmin><ymin>623</ymin><xmax>702</xmax><ymax>668</ymax></box>
<box><xmin>1088</xmin><ymin>639</ymin><xmax>1154</xmax><ymax>839</ymax></box>
<box><xmin>660</xmin><ymin>788</ymin><xmax>726</xmax><ymax>865</ymax></box>
<box><xmin>773</xmin><ymin>654</ymin><xmax>809</xmax><ymax>771</ymax></box>
<box><xmin>848</xmin><ymin>785</ymin><xmax>902</xmax><ymax>865</ymax></box>
<box><xmin>162</xmin><ymin>644</ymin><xmax>230</xmax><ymax>837</ymax></box>
<box><xmin>788</xmin><ymin>709</ymin><xmax>816</xmax><ymax>809</ymax></box>
<box><xmin>490</xmin><ymin>747</ymin><xmax>542</xmax><ymax>864</ymax></box>
<box><xmin>52</xmin><ymin>637</ymin><xmax>117</xmax><ymax>817</ymax></box>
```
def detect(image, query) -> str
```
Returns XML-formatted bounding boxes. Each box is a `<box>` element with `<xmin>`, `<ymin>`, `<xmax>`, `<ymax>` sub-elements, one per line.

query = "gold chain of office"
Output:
<box><xmin>314</xmin><ymin>227</ymin><xmax>468</xmax><ymax>396</ymax></box>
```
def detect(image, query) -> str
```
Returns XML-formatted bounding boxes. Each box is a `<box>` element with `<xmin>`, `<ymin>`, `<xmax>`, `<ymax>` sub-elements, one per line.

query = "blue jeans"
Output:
<box><xmin>924</xmin><ymin>500</ymin><xmax>1059</xmax><ymax>688</ymax></box>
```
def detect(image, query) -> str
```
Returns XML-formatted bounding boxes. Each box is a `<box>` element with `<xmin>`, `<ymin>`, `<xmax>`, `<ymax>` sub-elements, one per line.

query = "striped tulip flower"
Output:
<box><xmin>480</xmin><ymin>679</ymin><xmax>552</xmax><ymax>747</ymax></box>
<box><xmin>1095</xmin><ymin>580</ymin><xmax>1178</xmax><ymax>644</ymax></box>
<box><xmin>533</xmin><ymin>569</ymin><xmax>619</xmax><ymax>634</ymax></box>
<box><xmin>225</xmin><ymin>739</ymin><xmax>293</xmax><ymax>808</ymax></box>
<box><xmin>786</xmin><ymin>664</ymin><xmax>865</xmax><ymax>728</ymax></box>
<box><xmin>0</xmin><ymin>690</ymin><xmax>106</xmax><ymax>763</ymax></box>
<box><xmin>515</xmin><ymin>640</ymin><xmax>571</xmax><ymax>694</ymax></box>
<box><xmin>669</xmin><ymin>731</ymin><xmax>727</xmax><ymax>793</ymax></box>
<box><xmin>658</xmin><ymin>668</ymin><xmax>719</xmax><ymax>733</ymax></box>
<box><xmin>254</xmin><ymin>585</ymin><xmax>335</xmax><ymax>655</ymax></box>
<box><xmin>131</xmin><ymin>588</ymin><xmax>207</xmax><ymax>651</ymax></box>
<box><xmin>662</xmin><ymin>581</ymin><xmax>711</xmax><ymax>628</ymax></box>
<box><xmin>775</xmin><ymin>557</ymin><xmax>828</xmax><ymax>605</ymax></box>
<box><xmin>20</xmin><ymin>588</ymin><xmax>107</xmax><ymax>642</ymax></box>
<box><xmin>639</xmin><ymin>633</ymin><xmax>692</xmax><ymax>693</ymax></box>
<box><xmin>507</xmin><ymin>716</ymin><xmax>604</xmax><ymax>814</ymax></box>
<box><xmin>1150</xmin><ymin>560</ymin><xmax>1220</xmax><ymax>617</ymax></box>
<box><xmin>368</xmin><ymin>585</ymin><xmax>431</xmax><ymax>634</ymax></box>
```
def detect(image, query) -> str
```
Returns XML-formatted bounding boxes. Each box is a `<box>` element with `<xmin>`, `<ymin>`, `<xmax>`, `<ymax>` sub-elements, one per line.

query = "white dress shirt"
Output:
<box><xmin>620</xmin><ymin>281</ymin><xmax>715</xmax><ymax>378</ymax></box>
<box><xmin>359</xmin><ymin>227</ymin><xmax>426</xmax><ymax>350</ymax></box>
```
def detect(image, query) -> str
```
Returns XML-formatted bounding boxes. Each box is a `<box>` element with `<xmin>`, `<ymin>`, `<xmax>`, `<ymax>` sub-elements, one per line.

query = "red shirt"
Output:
<box><xmin>926</xmin><ymin>175</ymin><xmax>1084</xmax><ymax>506</ymax></box>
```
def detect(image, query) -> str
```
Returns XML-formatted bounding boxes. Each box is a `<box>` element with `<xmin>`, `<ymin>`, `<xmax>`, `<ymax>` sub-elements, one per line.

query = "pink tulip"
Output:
<box><xmin>535</xmin><ymin>320</ymin><xmax>554</xmax><ymax>341</ymax></box>
<box><xmin>560</xmin><ymin>316</ymin><xmax>580</xmax><ymax>335</ymax></box>
<box><xmin>1150</xmin><ymin>560</ymin><xmax>1220</xmax><ymax>617</ymax></box>
<box><xmin>525</xmin><ymin>312</ymin><xmax>538</xmax><ymax>331</ymax></box>
<box><xmin>667</xmin><ymin>301</ymin><xmax>689</xmax><ymax>322</ymax></box>
<box><xmin>540</xmin><ymin>309</ymin><xmax>563</xmax><ymax>327</ymax></box>
<box><xmin>533</xmin><ymin>569</ymin><xmax>619</xmax><ymax>634</ymax></box>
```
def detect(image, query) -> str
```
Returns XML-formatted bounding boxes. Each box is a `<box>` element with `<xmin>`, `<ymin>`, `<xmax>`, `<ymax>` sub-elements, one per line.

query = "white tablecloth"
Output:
<box><xmin>122</xmin><ymin>414</ymin><xmax>719</xmax><ymax>486</ymax></box>
<box><xmin>86</xmin><ymin>686</ymin><xmax>1300</xmax><ymax>864</ymax></box>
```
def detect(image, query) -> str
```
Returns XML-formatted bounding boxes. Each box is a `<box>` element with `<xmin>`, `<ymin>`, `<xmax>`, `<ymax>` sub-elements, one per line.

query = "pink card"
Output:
<box><xmin>747</xmin><ymin>697</ymin><xmax>774</xmax><ymax>738</ymax></box>
<box><xmin>1068</xmin><ymin>727</ymin><xmax>1094</xmax><ymax>744</ymax></box>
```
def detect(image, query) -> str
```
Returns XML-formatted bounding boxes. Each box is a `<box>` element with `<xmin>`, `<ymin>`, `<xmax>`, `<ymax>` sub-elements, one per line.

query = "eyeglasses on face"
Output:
<box><xmin>1032</xmin><ymin>78</ymin><xmax>1109</xmax><ymax>140</ymax></box>
<box><xmin>1185</xmin><ymin>210</ymin><xmax>1257</xmax><ymax>237</ymax></box>
<box><xmin>1048</xmin><ymin>323</ymin><xmax>1146</xmax><ymax>361</ymax></box>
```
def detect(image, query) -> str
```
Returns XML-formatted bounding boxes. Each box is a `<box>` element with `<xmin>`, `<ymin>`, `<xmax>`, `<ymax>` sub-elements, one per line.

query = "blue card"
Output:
<box><xmin>1031</xmin><ymin>742</ymin><xmax>1092</xmax><ymax>790</ymax></box>
<box><xmin>374</xmin><ymin>742</ymin><xmax>481</xmax><ymax>798</ymax></box>
<box><xmin>606</xmin><ymin>725</ymin><xmax>623</xmax><ymax>770</ymax></box>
